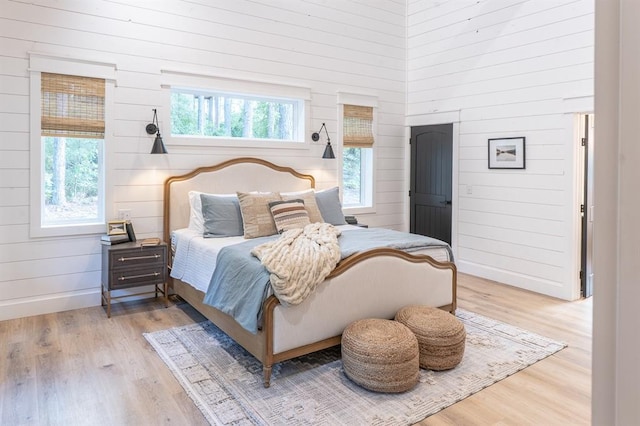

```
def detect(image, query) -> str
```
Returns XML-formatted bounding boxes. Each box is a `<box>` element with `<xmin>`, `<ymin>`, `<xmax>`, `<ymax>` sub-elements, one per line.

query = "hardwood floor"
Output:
<box><xmin>421</xmin><ymin>274</ymin><xmax>592</xmax><ymax>425</ymax></box>
<box><xmin>0</xmin><ymin>273</ymin><xmax>592</xmax><ymax>425</ymax></box>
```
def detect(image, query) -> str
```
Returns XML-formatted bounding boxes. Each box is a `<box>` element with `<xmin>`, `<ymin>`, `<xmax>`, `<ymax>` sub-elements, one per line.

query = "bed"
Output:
<box><xmin>163</xmin><ymin>157</ymin><xmax>457</xmax><ymax>387</ymax></box>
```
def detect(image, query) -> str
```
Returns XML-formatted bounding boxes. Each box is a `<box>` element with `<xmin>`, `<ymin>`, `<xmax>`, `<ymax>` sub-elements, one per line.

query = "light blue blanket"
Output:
<box><xmin>202</xmin><ymin>228</ymin><xmax>452</xmax><ymax>334</ymax></box>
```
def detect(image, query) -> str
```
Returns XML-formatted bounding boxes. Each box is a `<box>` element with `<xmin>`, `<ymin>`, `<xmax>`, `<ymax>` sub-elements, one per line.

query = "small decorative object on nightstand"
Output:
<box><xmin>345</xmin><ymin>215</ymin><xmax>368</xmax><ymax>227</ymax></box>
<box><xmin>101</xmin><ymin>241</ymin><xmax>168</xmax><ymax>318</ymax></box>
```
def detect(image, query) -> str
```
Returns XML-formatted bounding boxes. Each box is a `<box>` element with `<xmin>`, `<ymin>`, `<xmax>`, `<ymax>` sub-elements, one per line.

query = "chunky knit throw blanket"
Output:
<box><xmin>251</xmin><ymin>223</ymin><xmax>342</xmax><ymax>306</ymax></box>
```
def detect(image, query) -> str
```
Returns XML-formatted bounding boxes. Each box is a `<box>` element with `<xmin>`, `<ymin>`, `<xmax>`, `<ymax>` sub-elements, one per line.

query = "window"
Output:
<box><xmin>171</xmin><ymin>89</ymin><xmax>300</xmax><ymax>141</ymax></box>
<box><xmin>161</xmin><ymin>70</ymin><xmax>311</xmax><ymax>148</ymax></box>
<box><xmin>29</xmin><ymin>54</ymin><xmax>115</xmax><ymax>237</ymax></box>
<box><xmin>41</xmin><ymin>73</ymin><xmax>105</xmax><ymax>226</ymax></box>
<box><xmin>342</xmin><ymin>104</ymin><xmax>375</xmax><ymax>209</ymax></box>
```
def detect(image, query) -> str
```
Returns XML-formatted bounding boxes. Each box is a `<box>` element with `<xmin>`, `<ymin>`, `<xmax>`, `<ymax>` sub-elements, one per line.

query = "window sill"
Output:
<box><xmin>168</xmin><ymin>136</ymin><xmax>309</xmax><ymax>150</ymax></box>
<box><xmin>30</xmin><ymin>222</ymin><xmax>106</xmax><ymax>238</ymax></box>
<box><xmin>343</xmin><ymin>206</ymin><xmax>375</xmax><ymax>215</ymax></box>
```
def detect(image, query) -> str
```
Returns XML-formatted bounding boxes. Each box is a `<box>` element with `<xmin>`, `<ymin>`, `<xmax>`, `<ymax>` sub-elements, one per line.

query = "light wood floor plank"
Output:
<box><xmin>0</xmin><ymin>273</ymin><xmax>591</xmax><ymax>425</ymax></box>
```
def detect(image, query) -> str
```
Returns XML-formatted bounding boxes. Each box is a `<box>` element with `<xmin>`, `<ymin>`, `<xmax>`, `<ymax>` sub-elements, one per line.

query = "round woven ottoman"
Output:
<box><xmin>341</xmin><ymin>318</ymin><xmax>419</xmax><ymax>393</ymax></box>
<box><xmin>395</xmin><ymin>306</ymin><xmax>466</xmax><ymax>370</ymax></box>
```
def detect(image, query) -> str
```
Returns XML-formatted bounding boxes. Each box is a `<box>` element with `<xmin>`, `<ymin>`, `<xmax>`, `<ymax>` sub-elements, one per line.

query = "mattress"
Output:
<box><xmin>170</xmin><ymin>225</ymin><xmax>452</xmax><ymax>294</ymax></box>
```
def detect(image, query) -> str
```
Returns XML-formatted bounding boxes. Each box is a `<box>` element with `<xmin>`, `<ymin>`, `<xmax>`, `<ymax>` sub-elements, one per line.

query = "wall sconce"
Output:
<box><xmin>311</xmin><ymin>122</ymin><xmax>335</xmax><ymax>159</ymax></box>
<box><xmin>146</xmin><ymin>108</ymin><xmax>167</xmax><ymax>154</ymax></box>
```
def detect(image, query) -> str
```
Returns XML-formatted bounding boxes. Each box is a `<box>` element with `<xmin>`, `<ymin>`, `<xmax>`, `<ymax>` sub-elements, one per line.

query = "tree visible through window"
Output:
<box><xmin>44</xmin><ymin>137</ymin><xmax>100</xmax><ymax>221</ymax></box>
<box><xmin>171</xmin><ymin>90</ymin><xmax>299</xmax><ymax>141</ymax></box>
<box><xmin>343</xmin><ymin>147</ymin><xmax>362</xmax><ymax>204</ymax></box>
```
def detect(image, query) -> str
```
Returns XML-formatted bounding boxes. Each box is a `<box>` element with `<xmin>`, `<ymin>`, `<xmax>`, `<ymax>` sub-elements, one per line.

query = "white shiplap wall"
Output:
<box><xmin>0</xmin><ymin>0</ymin><xmax>406</xmax><ymax>320</ymax></box>
<box><xmin>407</xmin><ymin>0</ymin><xmax>594</xmax><ymax>300</ymax></box>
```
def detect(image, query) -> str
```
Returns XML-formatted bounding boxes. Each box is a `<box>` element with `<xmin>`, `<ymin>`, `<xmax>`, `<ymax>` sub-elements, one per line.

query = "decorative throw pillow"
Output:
<box><xmin>269</xmin><ymin>199</ymin><xmax>311</xmax><ymax>233</ymax></box>
<box><xmin>315</xmin><ymin>187</ymin><xmax>347</xmax><ymax>225</ymax></box>
<box><xmin>237</xmin><ymin>191</ymin><xmax>282</xmax><ymax>238</ymax></box>
<box><xmin>188</xmin><ymin>191</ymin><xmax>237</xmax><ymax>233</ymax></box>
<box><xmin>280</xmin><ymin>189</ymin><xmax>324</xmax><ymax>223</ymax></box>
<box><xmin>200</xmin><ymin>193</ymin><xmax>244</xmax><ymax>238</ymax></box>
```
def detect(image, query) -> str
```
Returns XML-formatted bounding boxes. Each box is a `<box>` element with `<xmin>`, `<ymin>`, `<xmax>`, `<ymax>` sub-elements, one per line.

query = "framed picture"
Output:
<box><xmin>107</xmin><ymin>220</ymin><xmax>128</xmax><ymax>236</ymax></box>
<box><xmin>488</xmin><ymin>137</ymin><xmax>526</xmax><ymax>169</ymax></box>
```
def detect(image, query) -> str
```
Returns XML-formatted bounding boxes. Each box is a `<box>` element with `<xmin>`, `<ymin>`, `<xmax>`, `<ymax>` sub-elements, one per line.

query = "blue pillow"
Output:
<box><xmin>315</xmin><ymin>187</ymin><xmax>347</xmax><ymax>225</ymax></box>
<box><xmin>200</xmin><ymin>194</ymin><xmax>244</xmax><ymax>238</ymax></box>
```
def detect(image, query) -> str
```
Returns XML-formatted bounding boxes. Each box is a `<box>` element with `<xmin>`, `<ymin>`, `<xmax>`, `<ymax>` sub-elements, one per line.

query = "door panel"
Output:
<box><xmin>410</xmin><ymin>124</ymin><xmax>453</xmax><ymax>244</ymax></box>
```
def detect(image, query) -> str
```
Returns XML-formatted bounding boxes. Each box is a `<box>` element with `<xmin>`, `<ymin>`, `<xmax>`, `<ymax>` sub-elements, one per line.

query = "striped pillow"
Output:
<box><xmin>269</xmin><ymin>199</ymin><xmax>310</xmax><ymax>233</ymax></box>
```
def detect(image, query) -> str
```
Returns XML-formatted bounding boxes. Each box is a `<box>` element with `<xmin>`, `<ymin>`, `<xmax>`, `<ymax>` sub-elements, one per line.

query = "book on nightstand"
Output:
<box><xmin>100</xmin><ymin>234</ymin><xmax>130</xmax><ymax>245</ymax></box>
<box><xmin>140</xmin><ymin>237</ymin><xmax>161</xmax><ymax>247</ymax></box>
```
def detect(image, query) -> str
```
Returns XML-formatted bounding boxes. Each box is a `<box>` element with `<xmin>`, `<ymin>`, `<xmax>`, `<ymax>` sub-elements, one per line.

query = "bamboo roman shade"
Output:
<box><xmin>343</xmin><ymin>104</ymin><xmax>374</xmax><ymax>148</ymax></box>
<box><xmin>41</xmin><ymin>73</ymin><xmax>105</xmax><ymax>139</ymax></box>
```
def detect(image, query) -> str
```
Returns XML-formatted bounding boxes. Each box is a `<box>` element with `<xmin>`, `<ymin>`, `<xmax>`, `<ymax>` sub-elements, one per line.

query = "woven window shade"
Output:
<box><xmin>41</xmin><ymin>73</ymin><xmax>105</xmax><ymax>139</ymax></box>
<box><xmin>343</xmin><ymin>104</ymin><xmax>374</xmax><ymax>148</ymax></box>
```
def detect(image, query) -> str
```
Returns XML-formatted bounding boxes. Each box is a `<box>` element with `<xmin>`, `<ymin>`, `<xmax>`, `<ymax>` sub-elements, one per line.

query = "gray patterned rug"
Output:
<box><xmin>144</xmin><ymin>309</ymin><xmax>565</xmax><ymax>425</ymax></box>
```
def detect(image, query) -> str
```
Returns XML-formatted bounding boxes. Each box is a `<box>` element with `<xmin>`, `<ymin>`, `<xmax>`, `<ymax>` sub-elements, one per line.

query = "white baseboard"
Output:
<box><xmin>0</xmin><ymin>285</ymin><xmax>161</xmax><ymax>321</ymax></box>
<box><xmin>0</xmin><ymin>289</ymin><xmax>101</xmax><ymax>321</ymax></box>
<box><xmin>457</xmin><ymin>260</ymin><xmax>578</xmax><ymax>301</ymax></box>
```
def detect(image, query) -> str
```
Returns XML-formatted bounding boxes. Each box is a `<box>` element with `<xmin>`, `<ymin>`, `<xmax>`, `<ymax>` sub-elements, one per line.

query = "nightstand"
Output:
<box><xmin>101</xmin><ymin>241</ymin><xmax>168</xmax><ymax>318</ymax></box>
<box><xmin>353</xmin><ymin>223</ymin><xmax>369</xmax><ymax>228</ymax></box>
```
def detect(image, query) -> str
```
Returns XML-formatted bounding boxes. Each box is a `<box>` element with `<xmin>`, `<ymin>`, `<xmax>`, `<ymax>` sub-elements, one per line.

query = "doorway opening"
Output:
<box><xmin>579</xmin><ymin>113</ymin><xmax>594</xmax><ymax>298</ymax></box>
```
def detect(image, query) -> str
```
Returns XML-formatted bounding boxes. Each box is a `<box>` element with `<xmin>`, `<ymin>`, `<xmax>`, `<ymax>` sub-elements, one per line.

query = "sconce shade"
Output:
<box><xmin>151</xmin><ymin>133</ymin><xmax>167</xmax><ymax>154</ymax></box>
<box><xmin>322</xmin><ymin>142</ymin><xmax>335</xmax><ymax>159</ymax></box>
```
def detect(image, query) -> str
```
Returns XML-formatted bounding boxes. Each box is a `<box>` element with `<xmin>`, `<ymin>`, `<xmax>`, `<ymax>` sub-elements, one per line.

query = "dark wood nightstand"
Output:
<box><xmin>101</xmin><ymin>241</ymin><xmax>168</xmax><ymax>318</ymax></box>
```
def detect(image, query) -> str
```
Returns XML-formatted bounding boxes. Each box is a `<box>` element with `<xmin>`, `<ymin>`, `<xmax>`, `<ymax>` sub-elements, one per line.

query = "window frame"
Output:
<box><xmin>338</xmin><ymin>93</ymin><xmax>377</xmax><ymax>214</ymax></box>
<box><xmin>29</xmin><ymin>53</ymin><xmax>116</xmax><ymax>238</ymax></box>
<box><xmin>161</xmin><ymin>70</ymin><xmax>311</xmax><ymax>149</ymax></box>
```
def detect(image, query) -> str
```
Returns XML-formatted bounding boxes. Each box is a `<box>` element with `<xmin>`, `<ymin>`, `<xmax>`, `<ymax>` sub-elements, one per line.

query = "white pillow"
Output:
<box><xmin>188</xmin><ymin>191</ymin><xmax>205</xmax><ymax>232</ymax></box>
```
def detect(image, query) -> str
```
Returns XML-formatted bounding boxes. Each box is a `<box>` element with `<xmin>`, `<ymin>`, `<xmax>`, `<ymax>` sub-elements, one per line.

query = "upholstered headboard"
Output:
<box><xmin>163</xmin><ymin>157</ymin><xmax>316</xmax><ymax>242</ymax></box>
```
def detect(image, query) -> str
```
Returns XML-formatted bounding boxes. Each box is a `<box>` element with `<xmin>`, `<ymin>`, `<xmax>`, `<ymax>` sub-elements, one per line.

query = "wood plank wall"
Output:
<box><xmin>0</xmin><ymin>0</ymin><xmax>595</xmax><ymax>320</ymax></box>
<box><xmin>407</xmin><ymin>0</ymin><xmax>594</xmax><ymax>300</ymax></box>
<box><xmin>0</xmin><ymin>0</ymin><xmax>406</xmax><ymax>320</ymax></box>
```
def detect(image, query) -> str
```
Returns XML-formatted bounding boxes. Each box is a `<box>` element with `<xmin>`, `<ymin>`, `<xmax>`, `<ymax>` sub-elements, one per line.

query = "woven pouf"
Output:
<box><xmin>395</xmin><ymin>306</ymin><xmax>466</xmax><ymax>370</ymax></box>
<box><xmin>341</xmin><ymin>318</ymin><xmax>419</xmax><ymax>393</ymax></box>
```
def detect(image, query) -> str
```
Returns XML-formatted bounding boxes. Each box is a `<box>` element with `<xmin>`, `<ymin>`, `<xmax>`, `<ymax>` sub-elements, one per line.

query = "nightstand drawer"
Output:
<box><xmin>109</xmin><ymin>247</ymin><xmax>165</xmax><ymax>270</ymax></box>
<box><xmin>109</xmin><ymin>266</ymin><xmax>167</xmax><ymax>290</ymax></box>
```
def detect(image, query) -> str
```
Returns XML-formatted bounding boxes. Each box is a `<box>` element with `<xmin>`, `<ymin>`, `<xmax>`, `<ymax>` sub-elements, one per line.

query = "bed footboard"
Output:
<box><xmin>172</xmin><ymin>248</ymin><xmax>456</xmax><ymax>388</ymax></box>
<box><xmin>262</xmin><ymin>248</ymin><xmax>457</xmax><ymax>386</ymax></box>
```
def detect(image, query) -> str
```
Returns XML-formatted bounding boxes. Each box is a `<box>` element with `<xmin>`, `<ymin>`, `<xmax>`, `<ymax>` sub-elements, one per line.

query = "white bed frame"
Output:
<box><xmin>163</xmin><ymin>157</ymin><xmax>457</xmax><ymax>387</ymax></box>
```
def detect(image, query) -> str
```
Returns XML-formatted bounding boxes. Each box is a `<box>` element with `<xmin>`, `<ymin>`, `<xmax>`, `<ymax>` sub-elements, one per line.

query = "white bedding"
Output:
<box><xmin>171</xmin><ymin>225</ymin><xmax>452</xmax><ymax>294</ymax></box>
<box><xmin>170</xmin><ymin>228</ymin><xmax>245</xmax><ymax>293</ymax></box>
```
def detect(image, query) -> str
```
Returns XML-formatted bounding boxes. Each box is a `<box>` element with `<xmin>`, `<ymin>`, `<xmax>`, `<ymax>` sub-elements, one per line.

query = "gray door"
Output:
<box><xmin>410</xmin><ymin>124</ymin><xmax>453</xmax><ymax>244</ymax></box>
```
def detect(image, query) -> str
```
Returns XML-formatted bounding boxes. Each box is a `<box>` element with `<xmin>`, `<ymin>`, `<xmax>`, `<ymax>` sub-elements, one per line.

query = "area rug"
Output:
<box><xmin>144</xmin><ymin>309</ymin><xmax>566</xmax><ymax>425</ymax></box>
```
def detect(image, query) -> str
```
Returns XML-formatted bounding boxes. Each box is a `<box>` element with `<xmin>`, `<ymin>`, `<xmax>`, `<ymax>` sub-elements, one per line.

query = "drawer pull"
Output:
<box><xmin>117</xmin><ymin>272</ymin><xmax>160</xmax><ymax>281</ymax></box>
<box><xmin>118</xmin><ymin>254</ymin><xmax>160</xmax><ymax>262</ymax></box>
